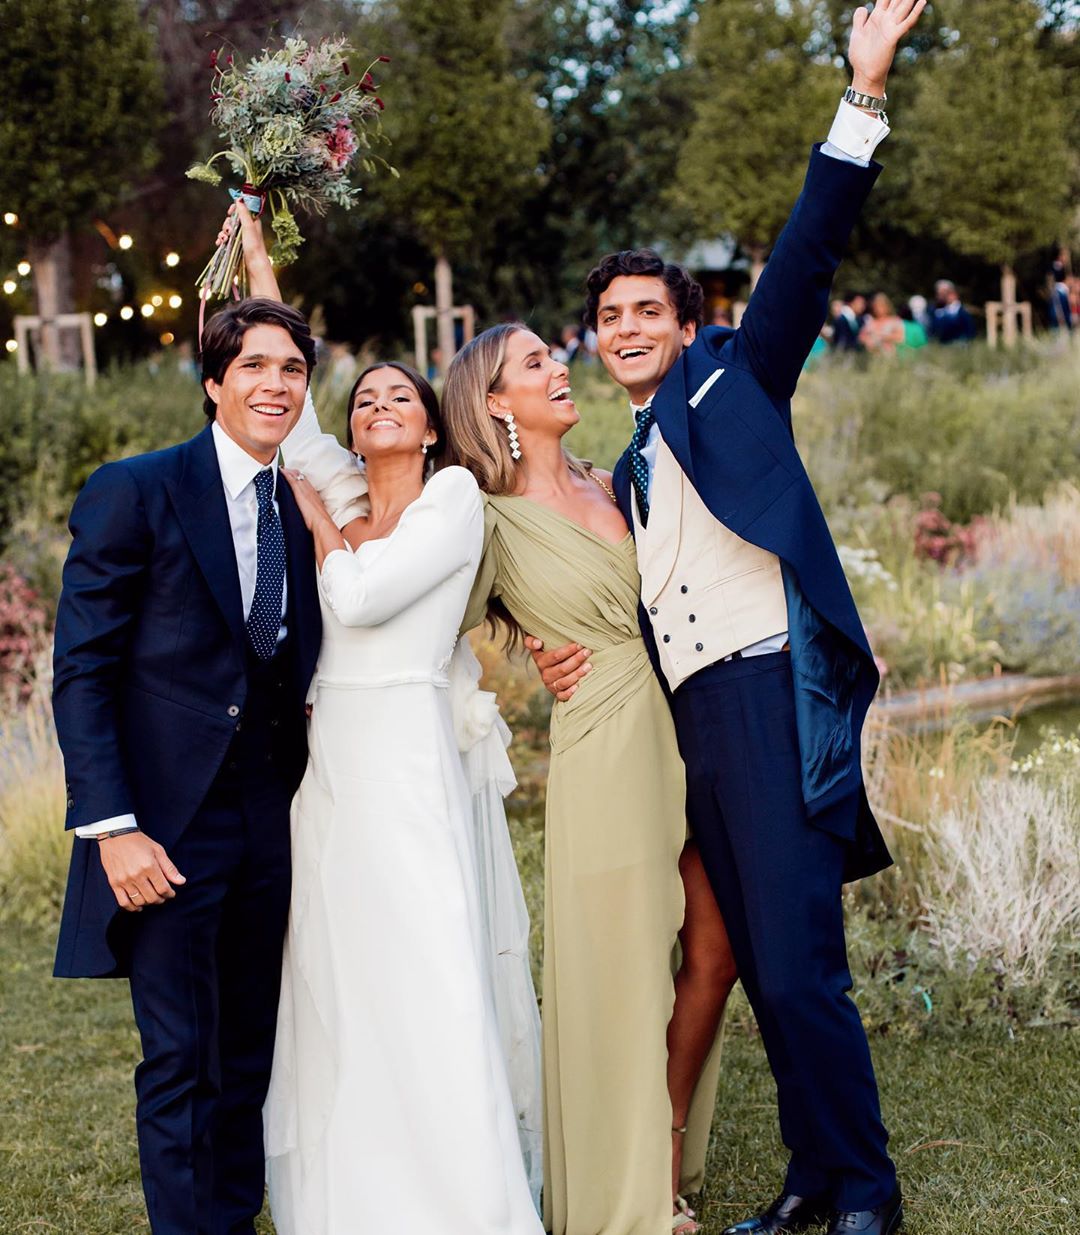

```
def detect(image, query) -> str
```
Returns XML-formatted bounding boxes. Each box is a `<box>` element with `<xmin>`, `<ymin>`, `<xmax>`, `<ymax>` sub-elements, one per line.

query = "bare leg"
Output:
<box><xmin>668</xmin><ymin>840</ymin><xmax>738</xmax><ymax>1206</ymax></box>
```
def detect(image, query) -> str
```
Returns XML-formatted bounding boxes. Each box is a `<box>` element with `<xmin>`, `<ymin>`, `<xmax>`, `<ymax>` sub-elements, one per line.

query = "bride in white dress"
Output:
<box><xmin>263</xmin><ymin>360</ymin><xmax>544</xmax><ymax>1235</ymax></box>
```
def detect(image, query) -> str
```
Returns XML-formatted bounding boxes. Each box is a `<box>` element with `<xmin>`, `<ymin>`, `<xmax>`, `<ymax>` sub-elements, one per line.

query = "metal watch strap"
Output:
<box><xmin>96</xmin><ymin>826</ymin><xmax>141</xmax><ymax>842</ymax></box>
<box><xmin>843</xmin><ymin>85</ymin><xmax>888</xmax><ymax>123</ymax></box>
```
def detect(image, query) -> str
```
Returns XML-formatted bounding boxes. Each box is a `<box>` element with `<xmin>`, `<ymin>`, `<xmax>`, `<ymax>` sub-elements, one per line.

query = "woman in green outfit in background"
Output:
<box><xmin>444</xmin><ymin>323</ymin><xmax>736</xmax><ymax>1235</ymax></box>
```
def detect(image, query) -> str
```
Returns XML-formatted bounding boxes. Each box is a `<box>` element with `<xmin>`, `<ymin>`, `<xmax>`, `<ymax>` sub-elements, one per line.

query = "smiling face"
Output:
<box><xmin>203</xmin><ymin>323</ymin><xmax>308</xmax><ymax>463</ymax></box>
<box><xmin>595</xmin><ymin>275</ymin><xmax>697</xmax><ymax>403</ymax></box>
<box><xmin>348</xmin><ymin>366</ymin><xmax>435</xmax><ymax>461</ymax></box>
<box><xmin>487</xmin><ymin>329</ymin><xmax>579</xmax><ymax>440</ymax></box>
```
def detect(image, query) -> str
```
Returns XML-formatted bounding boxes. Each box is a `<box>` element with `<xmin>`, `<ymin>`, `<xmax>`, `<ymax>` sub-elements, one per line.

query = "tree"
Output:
<box><xmin>0</xmin><ymin>0</ymin><xmax>162</xmax><ymax>368</ymax></box>
<box><xmin>667</xmin><ymin>0</ymin><xmax>844</xmax><ymax>287</ymax></box>
<box><xmin>906</xmin><ymin>0</ymin><xmax>1078</xmax><ymax>312</ymax></box>
<box><xmin>361</xmin><ymin>0</ymin><xmax>549</xmax><ymax>372</ymax></box>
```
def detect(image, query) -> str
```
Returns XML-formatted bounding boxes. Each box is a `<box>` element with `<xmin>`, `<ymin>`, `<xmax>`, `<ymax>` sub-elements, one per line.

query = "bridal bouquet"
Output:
<box><xmin>188</xmin><ymin>35</ymin><xmax>393</xmax><ymax>302</ymax></box>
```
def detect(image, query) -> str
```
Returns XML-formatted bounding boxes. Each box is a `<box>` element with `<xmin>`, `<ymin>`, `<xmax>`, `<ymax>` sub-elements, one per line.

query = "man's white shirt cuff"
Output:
<box><xmin>822</xmin><ymin>99</ymin><xmax>890</xmax><ymax>167</ymax></box>
<box><xmin>75</xmin><ymin>812</ymin><xmax>138</xmax><ymax>839</ymax></box>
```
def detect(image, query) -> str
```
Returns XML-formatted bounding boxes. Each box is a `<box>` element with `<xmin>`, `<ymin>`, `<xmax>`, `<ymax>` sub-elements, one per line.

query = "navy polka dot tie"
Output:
<box><xmin>246</xmin><ymin>468</ymin><xmax>286</xmax><ymax>660</ymax></box>
<box><xmin>628</xmin><ymin>404</ymin><xmax>655</xmax><ymax>525</ymax></box>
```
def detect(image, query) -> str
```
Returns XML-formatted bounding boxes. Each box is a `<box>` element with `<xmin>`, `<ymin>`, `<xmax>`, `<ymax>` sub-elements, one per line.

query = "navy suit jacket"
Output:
<box><xmin>52</xmin><ymin>425</ymin><xmax>321</xmax><ymax>977</ymax></box>
<box><xmin>613</xmin><ymin>146</ymin><xmax>891</xmax><ymax>882</ymax></box>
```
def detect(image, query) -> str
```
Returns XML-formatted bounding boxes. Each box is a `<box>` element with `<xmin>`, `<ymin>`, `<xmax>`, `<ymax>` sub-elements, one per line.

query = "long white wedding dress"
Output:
<box><xmin>264</xmin><ymin>465</ymin><xmax>543</xmax><ymax>1234</ymax></box>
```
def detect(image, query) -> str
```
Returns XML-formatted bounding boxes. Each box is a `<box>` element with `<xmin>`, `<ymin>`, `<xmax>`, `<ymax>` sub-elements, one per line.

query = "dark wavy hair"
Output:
<box><xmin>199</xmin><ymin>297</ymin><xmax>317</xmax><ymax>420</ymax></box>
<box><xmin>345</xmin><ymin>361</ymin><xmax>446</xmax><ymax>465</ymax></box>
<box><xmin>584</xmin><ymin>249</ymin><xmax>705</xmax><ymax>331</ymax></box>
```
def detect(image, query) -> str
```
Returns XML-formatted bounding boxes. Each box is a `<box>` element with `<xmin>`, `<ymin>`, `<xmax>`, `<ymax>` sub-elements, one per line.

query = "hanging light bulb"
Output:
<box><xmin>93</xmin><ymin>312</ymin><xmax>108</xmax><ymax>327</ymax></box>
<box><xmin>165</xmin><ymin>252</ymin><xmax>180</xmax><ymax>268</ymax></box>
<box><xmin>168</xmin><ymin>294</ymin><xmax>183</xmax><ymax>309</ymax></box>
<box><xmin>2</xmin><ymin>280</ymin><xmax>16</xmax><ymax>295</ymax></box>
<box><xmin>16</xmin><ymin>260</ymin><xmax>30</xmax><ymax>276</ymax></box>
<box><xmin>3</xmin><ymin>212</ymin><xmax>17</xmax><ymax>226</ymax></box>
<box><xmin>120</xmin><ymin>306</ymin><xmax>134</xmax><ymax>321</ymax></box>
<box><xmin>141</xmin><ymin>303</ymin><xmax>155</xmax><ymax>318</ymax></box>
<box><xmin>118</xmin><ymin>234</ymin><xmax>134</xmax><ymax>250</ymax></box>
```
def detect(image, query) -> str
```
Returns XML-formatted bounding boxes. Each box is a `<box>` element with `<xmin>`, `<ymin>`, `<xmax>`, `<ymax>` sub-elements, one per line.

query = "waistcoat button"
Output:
<box><xmin>688</xmin><ymin>614</ymin><xmax>696</xmax><ymax>622</ymax></box>
<box><xmin>227</xmin><ymin>704</ymin><xmax>240</xmax><ymax>717</ymax></box>
<box><xmin>681</xmin><ymin>585</ymin><xmax>688</xmax><ymax>594</ymax></box>
<box><xmin>695</xmin><ymin>642</ymin><xmax>703</xmax><ymax>652</ymax></box>
<box><xmin>662</xmin><ymin>634</ymin><xmax>671</xmax><ymax>643</ymax></box>
<box><xmin>649</xmin><ymin>606</ymin><xmax>658</xmax><ymax>615</ymax></box>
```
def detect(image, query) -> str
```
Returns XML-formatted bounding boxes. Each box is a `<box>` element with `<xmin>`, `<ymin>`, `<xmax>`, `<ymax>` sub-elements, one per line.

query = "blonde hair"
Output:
<box><xmin>443</xmin><ymin>322</ymin><xmax>591</xmax><ymax>647</ymax></box>
<box><xmin>442</xmin><ymin>322</ymin><xmax>589</xmax><ymax>495</ymax></box>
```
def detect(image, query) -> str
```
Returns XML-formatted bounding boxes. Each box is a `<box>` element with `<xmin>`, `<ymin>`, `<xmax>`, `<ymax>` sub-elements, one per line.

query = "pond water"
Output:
<box><xmin>1008</xmin><ymin>695</ymin><xmax>1080</xmax><ymax>757</ymax></box>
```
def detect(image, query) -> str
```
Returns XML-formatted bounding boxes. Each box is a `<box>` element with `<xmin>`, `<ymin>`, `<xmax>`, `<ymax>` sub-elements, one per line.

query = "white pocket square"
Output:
<box><xmin>689</xmin><ymin>367</ymin><xmax>726</xmax><ymax>408</ymax></box>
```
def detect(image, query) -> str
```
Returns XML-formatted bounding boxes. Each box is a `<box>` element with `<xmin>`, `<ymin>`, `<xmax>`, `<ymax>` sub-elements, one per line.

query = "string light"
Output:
<box><xmin>141</xmin><ymin>303</ymin><xmax>155</xmax><ymax>317</ymax></box>
<box><xmin>151</xmin><ymin>294</ymin><xmax>163</xmax><ymax>307</ymax></box>
<box><xmin>169</xmin><ymin>294</ymin><xmax>183</xmax><ymax>309</ymax></box>
<box><xmin>3</xmin><ymin>212</ymin><xmax>17</xmax><ymax>226</ymax></box>
<box><xmin>16</xmin><ymin>260</ymin><xmax>30</xmax><ymax>276</ymax></box>
<box><xmin>120</xmin><ymin>306</ymin><xmax>134</xmax><ymax>320</ymax></box>
<box><xmin>93</xmin><ymin>312</ymin><xmax>108</xmax><ymax>327</ymax></box>
<box><xmin>118</xmin><ymin>234</ymin><xmax>134</xmax><ymax>250</ymax></box>
<box><xmin>2</xmin><ymin>280</ymin><xmax>15</xmax><ymax>295</ymax></box>
<box><xmin>160</xmin><ymin>332</ymin><xmax>175</xmax><ymax>345</ymax></box>
<box><xmin>5</xmin><ymin>339</ymin><xmax>17</xmax><ymax>353</ymax></box>
<box><xmin>165</xmin><ymin>252</ymin><xmax>180</xmax><ymax>267</ymax></box>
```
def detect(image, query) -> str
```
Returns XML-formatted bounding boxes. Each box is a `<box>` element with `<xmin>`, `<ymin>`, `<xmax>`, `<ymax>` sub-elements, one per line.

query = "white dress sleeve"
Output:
<box><xmin>319</xmin><ymin>467</ymin><xmax>483</xmax><ymax>627</ymax></box>
<box><xmin>281</xmin><ymin>391</ymin><xmax>370</xmax><ymax>528</ymax></box>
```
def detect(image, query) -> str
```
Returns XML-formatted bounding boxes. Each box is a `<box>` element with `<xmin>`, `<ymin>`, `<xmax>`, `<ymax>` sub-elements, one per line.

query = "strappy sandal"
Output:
<box><xmin>672</xmin><ymin>1125</ymin><xmax>702</xmax><ymax>1232</ymax></box>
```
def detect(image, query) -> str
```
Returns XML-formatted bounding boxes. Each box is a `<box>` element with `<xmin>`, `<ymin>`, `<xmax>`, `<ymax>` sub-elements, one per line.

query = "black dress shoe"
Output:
<box><xmin>722</xmin><ymin>1192</ymin><xmax>831</xmax><ymax>1235</ymax></box>
<box><xmin>825</xmin><ymin>1185</ymin><xmax>903</xmax><ymax>1234</ymax></box>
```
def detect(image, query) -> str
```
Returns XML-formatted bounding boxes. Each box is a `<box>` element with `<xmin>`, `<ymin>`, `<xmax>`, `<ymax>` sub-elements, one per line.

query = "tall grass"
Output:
<box><xmin>0</xmin><ymin>681</ymin><xmax>68</xmax><ymax>930</ymax></box>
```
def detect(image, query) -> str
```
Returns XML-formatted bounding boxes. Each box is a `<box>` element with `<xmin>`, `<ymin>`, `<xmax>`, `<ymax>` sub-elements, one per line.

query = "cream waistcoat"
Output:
<box><xmin>632</xmin><ymin>433</ymin><xmax>789</xmax><ymax>692</ymax></box>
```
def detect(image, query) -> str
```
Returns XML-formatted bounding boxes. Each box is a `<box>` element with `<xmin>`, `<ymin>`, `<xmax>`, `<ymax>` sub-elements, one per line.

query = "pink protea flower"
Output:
<box><xmin>323</xmin><ymin>121</ymin><xmax>358</xmax><ymax>170</ymax></box>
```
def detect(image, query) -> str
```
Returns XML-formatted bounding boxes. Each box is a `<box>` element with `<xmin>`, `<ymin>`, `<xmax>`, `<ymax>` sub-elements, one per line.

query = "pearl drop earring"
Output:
<box><xmin>505</xmin><ymin>413</ymin><xmax>522</xmax><ymax>461</ymax></box>
<box><xmin>421</xmin><ymin>442</ymin><xmax>429</xmax><ymax>455</ymax></box>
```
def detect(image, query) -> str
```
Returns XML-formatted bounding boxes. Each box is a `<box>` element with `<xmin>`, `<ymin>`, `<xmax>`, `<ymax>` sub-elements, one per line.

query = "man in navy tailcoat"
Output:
<box><xmin>52</xmin><ymin>297</ymin><xmax>337</xmax><ymax>1234</ymax></box>
<box><xmin>531</xmin><ymin>4</ymin><xmax>927</xmax><ymax>1233</ymax></box>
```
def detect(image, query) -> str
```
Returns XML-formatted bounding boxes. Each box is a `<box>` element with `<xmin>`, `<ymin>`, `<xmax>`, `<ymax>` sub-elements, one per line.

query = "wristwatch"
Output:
<box><xmin>96</xmin><ymin>826</ymin><xmax>141</xmax><ymax>842</ymax></box>
<box><xmin>843</xmin><ymin>85</ymin><xmax>888</xmax><ymax>124</ymax></box>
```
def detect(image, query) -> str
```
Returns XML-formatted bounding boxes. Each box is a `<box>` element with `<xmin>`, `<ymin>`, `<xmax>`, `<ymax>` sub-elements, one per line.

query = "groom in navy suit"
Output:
<box><xmin>52</xmin><ymin>299</ymin><xmax>322</xmax><ymax>1233</ymax></box>
<box><xmin>532</xmin><ymin>4</ymin><xmax>926</xmax><ymax>1233</ymax></box>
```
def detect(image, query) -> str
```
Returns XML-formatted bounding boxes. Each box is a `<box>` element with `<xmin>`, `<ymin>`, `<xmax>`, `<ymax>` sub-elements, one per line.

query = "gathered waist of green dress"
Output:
<box><xmin>548</xmin><ymin>639</ymin><xmax>658</xmax><ymax>755</ymax></box>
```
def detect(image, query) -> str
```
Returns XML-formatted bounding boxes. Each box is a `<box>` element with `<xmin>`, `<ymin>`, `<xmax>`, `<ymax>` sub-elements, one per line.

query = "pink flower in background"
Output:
<box><xmin>324</xmin><ymin>121</ymin><xmax>358</xmax><ymax>170</ymax></box>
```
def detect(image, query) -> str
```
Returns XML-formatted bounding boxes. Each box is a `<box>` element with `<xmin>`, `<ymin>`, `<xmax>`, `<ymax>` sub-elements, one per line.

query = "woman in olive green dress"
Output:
<box><xmin>444</xmin><ymin>324</ymin><xmax>737</xmax><ymax>1235</ymax></box>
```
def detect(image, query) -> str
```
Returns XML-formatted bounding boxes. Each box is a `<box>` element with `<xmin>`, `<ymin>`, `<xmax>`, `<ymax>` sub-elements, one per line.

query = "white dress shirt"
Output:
<box><xmin>75</xmin><ymin>423</ymin><xmax>288</xmax><ymax>839</ymax></box>
<box><xmin>627</xmin><ymin>100</ymin><xmax>891</xmax><ymax>663</ymax></box>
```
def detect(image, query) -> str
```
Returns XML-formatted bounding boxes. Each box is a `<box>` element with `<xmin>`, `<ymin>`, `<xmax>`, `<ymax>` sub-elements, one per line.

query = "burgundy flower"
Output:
<box><xmin>210</xmin><ymin>49</ymin><xmax>218</xmax><ymax>68</ymax></box>
<box><xmin>330</xmin><ymin>91</ymin><xmax>341</xmax><ymax>102</ymax></box>
<box><xmin>378</xmin><ymin>55</ymin><xmax>391</xmax><ymax>63</ymax></box>
<box><xmin>342</xmin><ymin>61</ymin><xmax>350</xmax><ymax>75</ymax></box>
<box><xmin>285</xmin><ymin>71</ymin><xmax>291</xmax><ymax>82</ymax></box>
<box><xmin>374</xmin><ymin>96</ymin><xmax>385</xmax><ymax>110</ymax></box>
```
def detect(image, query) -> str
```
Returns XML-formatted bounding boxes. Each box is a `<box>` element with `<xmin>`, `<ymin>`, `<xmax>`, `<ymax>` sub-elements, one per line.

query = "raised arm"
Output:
<box><xmin>229</xmin><ymin>201</ymin><xmax>369</xmax><ymax>527</ymax></box>
<box><xmin>732</xmin><ymin>0</ymin><xmax>925</xmax><ymax>399</ymax></box>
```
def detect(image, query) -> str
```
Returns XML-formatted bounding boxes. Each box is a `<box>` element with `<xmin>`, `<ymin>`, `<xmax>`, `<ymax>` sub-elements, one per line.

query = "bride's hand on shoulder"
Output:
<box><xmin>282</xmin><ymin>468</ymin><xmax>332</xmax><ymax>531</ymax></box>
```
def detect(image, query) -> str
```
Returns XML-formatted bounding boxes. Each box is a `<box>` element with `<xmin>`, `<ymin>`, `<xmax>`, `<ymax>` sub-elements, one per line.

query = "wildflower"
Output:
<box><xmin>378</xmin><ymin>55</ymin><xmax>391</xmax><ymax>62</ymax></box>
<box><xmin>210</xmin><ymin>49</ymin><xmax>218</xmax><ymax>68</ymax></box>
<box><xmin>342</xmin><ymin>61</ymin><xmax>350</xmax><ymax>74</ymax></box>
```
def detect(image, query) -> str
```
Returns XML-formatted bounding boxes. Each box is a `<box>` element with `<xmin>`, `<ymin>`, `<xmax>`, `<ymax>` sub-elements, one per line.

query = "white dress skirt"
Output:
<box><xmin>264</xmin><ymin>467</ymin><xmax>543</xmax><ymax>1234</ymax></box>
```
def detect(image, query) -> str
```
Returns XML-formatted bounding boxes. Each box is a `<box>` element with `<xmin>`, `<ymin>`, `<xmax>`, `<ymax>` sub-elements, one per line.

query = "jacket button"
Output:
<box><xmin>662</xmin><ymin>634</ymin><xmax>671</xmax><ymax>643</ymax></box>
<box><xmin>695</xmin><ymin>642</ymin><xmax>704</xmax><ymax>652</ymax></box>
<box><xmin>681</xmin><ymin>585</ymin><xmax>688</xmax><ymax>594</ymax></box>
<box><xmin>67</xmin><ymin>797</ymin><xmax>75</xmax><ymax>809</ymax></box>
<box><xmin>688</xmin><ymin>614</ymin><xmax>696</xmax><ymax>623</ymax></box>
<box><xmin>227</xmin><ymin>705</ymin><xmax>240</xmax><ymax>717</ymax></box>
<box><xmin>649</xmin><ymin>606</ymin><xmax>658</xmax><ymax>615</ymax></box>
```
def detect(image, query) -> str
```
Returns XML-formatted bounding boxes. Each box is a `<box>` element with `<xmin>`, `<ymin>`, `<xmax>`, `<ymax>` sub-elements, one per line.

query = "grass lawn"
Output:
<box><xmin>1</xmin><ymin>924</ymin><xmax>1076</xmax><ymax>1234</ymax></box>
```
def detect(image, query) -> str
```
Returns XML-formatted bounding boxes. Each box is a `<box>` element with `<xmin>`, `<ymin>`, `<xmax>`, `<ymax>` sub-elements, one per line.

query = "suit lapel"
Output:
<box><xmin>166</xmin><ymin>426</ymin><xmax>247</xmax><ymax>652</ymax></box>
<box><xmin>612</xmin><ymin>449</ymin><xmax>634</xmax><ymax>534</ymax></box>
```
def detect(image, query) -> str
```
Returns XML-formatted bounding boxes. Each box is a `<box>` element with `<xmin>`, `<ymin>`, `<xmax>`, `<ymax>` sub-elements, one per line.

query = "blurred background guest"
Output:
<box><xmin>929</xmin><ymin>279</ymin><xmax>977</xmax><ymax>344</ymax></box>
<box><xmin>859</xmin><ymin>292</ymin><xmax>906</xmax><ymax>355</ymax></box>
<box><xmin>831</xmin><ymin>291</ymin><xmax>867</xmax><ymax>351</ymax></box>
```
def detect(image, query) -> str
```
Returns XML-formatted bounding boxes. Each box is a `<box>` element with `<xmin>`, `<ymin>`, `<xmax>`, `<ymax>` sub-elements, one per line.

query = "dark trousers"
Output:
<box><xmin>671</xmin><ymin>652</ymin><xmax>895</xmax><ymax>1211</ymax></box>
<box><xmin>128</xmin><ymin>769</ymin><xmax>291</xmax><ymax>1235</ymax></box>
